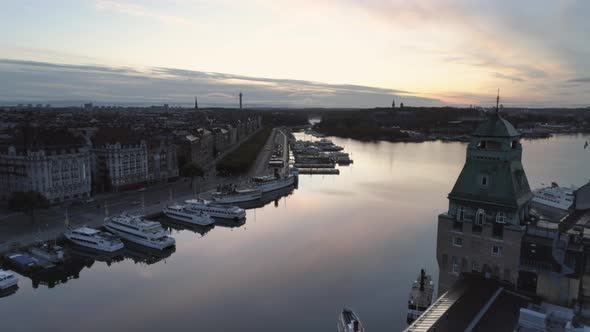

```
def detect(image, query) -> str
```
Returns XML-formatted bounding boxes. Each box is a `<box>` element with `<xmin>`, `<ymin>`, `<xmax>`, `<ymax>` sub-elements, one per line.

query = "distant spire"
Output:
<box><xmin>239</xmin><ymin>92</ymin><xmax>243</xmax><ymax>109</ymax></box>
<box><xmin>496</xmin><ymin>88</ymin><xmax>500</xmax><ymax>113</ymax></box>
<box><xmin>194</xmin><ymin>96</ymin><xmax>198</xmax><ymax>110</ymax></box>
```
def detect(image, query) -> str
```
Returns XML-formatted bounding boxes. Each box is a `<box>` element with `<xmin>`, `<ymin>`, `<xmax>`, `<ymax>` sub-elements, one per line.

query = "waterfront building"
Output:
<box><xmin>0</xmin><ymin>129</ymin><xmax>92</xmax><ymax>203</ymax></box>
<box><xmin>148</xmin><ymin>139</ymin><xmax>179</xmax><ymax>183</ymax></box>
<box><xmin>91</xmin><ymin>129</ymin><xmax>149</xmax><ymax>192</ymax></box>
<box><xmin>436</xmin><ymin>112</ymin><xmax>533</xmax><ymax>294</ymax></box>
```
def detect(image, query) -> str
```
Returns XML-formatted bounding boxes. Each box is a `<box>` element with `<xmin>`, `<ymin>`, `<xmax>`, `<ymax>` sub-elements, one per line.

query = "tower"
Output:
<box><xmin>239</xmin><ymin>92</ymin><xmax>243</xmax><ymax>110</ymax></box>
<box><xmin>195</xmin><ymin>96</ymin><xmax>198</xmax><ymax>110</ymax></box>
<box><xmin>435</xmin><ymin>108</ymin><xmax>532</xmax><ymax>294</ymax></box>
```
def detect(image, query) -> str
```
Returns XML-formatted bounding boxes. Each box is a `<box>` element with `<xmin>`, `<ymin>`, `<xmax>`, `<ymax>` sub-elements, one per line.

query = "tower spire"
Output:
<box><xmin>496</xmin><ymin>88</ymin><xmax>500</xmax><ymax>113</ymax></box>
<box><xmin>194</xmin><ymin>96</ymin><xmax>198</xmax><ymax>110</ymax></box>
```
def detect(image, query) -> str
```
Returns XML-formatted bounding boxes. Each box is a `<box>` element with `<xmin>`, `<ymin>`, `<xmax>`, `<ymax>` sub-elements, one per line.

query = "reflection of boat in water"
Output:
<box><xmin>25</xmin><ymin>256</ymin><xmax>93</xmax><ymax>289</ymax></box>
<box><xmin>407</xmin><ymin>269</ymin><xmax>434</xmax><ymax>324</ymax></box>
<box><xmin>67</xmin><ymin>243</ymin><xmax>125</xmax><ymax>266</ymax></box>
<box><xmin>337</xmin><ymin>307</ymin><xmax>366</xmax><ymax>332</ymax></box>
<box><xmin>104</xmin><ymin>214</ymin><xmax>175</xmax><ymax>250</ymax></box>
<box><xmin>162</xmin><ymin>218</ymin><xmax>215</xmax><ymax>237</ymax></box>
<box><xmin>122</xmin><ymin>241</ymin><xmax>175</xmax><ymax>265</ymax></box>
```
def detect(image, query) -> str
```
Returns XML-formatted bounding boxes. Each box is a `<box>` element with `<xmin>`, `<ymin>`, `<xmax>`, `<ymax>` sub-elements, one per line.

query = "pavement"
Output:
<box><xmin>0</xmin><ymin>127</ymin><xmax>288</xmax><ymax>254</ymax></box>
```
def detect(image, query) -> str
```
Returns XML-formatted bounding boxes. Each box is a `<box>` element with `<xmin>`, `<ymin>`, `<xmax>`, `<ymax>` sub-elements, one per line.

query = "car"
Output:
<box><xmin>136</xmin><ymin>187</ymin><xmax>146</xmax><ymax>192</ymax></box>
<box><xmin>131</xmin><ymin>200</ymin><xmax>141</xmax><ymax>205</ymax></box>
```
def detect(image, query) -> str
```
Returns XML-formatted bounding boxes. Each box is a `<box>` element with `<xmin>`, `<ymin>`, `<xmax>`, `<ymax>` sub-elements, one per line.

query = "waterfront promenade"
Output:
<box><xmin>0</xmin><ymin>127</ymin><xmax>288</xmax><ymax>253</ymax></box>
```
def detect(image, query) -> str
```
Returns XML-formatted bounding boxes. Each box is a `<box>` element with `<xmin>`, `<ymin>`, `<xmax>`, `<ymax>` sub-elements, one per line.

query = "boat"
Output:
<box><xmin>532</xmin><ymin>183</ymin><xmax>576</xmax><ymax>211</ymax></box>
<box><xmin>212</xmin><ymin>185</ymin><xmax>262</xmax><ymax>204</ymax></box>
<box><xmin>407</xmin><ymin>269</ymin><xmax>434</xmax><ymax>324</ymax></box>
<box><xmin>104</xmin><ymin>214</ymin><xmax>175</xmax><ymax>250</ymax></box>
<box><xmin>29</xmin><ymin>242</ymin><xmax>65</xmax><ymax>264</ymax></box>
<box><xmin>3</xmin><ymin>252</ymin><xmax>39</xmax><ymax>271</ymax></box>
<box><xmin>252</xmin><ymin>170</ymin><xmax>296</xmax><ymax>194</ymax></box>
<box><xmin>163</xmin><ymin>203</ymin><xmax>217</xmax><ymax>225</ymax></box>
<box><xmin>183</xmin><ymin>199</ymin><xmax>246</xmax><ymax>220</ymax></box>
<box><xmin>337</xmin><ymin>307</ymin><xmax>366</xmax><ymax>332</ymax></box>
<box><xmin>0</xmin><ymin>269</ymin><xmax>18</xmax><ymax>290</ymax></box>
<box><xmin>64</xmin><ymin>227</ymin><xmax>124</xmax><ymax>252</ymax></box>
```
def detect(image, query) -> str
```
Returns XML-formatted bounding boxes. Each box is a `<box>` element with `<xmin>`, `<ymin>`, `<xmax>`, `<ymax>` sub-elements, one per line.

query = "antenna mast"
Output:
<box><xmin>496</xmin><ymin>88</ymin><xmax>500</xmax><ymax>113</ymax></box>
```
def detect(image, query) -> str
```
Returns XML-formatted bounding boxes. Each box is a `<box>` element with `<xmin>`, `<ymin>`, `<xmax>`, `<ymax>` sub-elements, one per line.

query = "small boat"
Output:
<box><xmin>183</xmin><ymin>198</ymin><xmax>246</xmax><ymax>220</ymax></box>
<box><xmin>29</xmin><ymin>242</ymin><xmax>65</xmax><ymax>264</ymax></box>
<box><xmin>252</xmin><ymin>170</ymin><xmax>295</xmax><ymax>194</ymax></box>
<box><xmin>3</xmin><ymin>252</ymin><xmax>39</xmax><ymax>271</ymax></box>
<box><xmin>65</xmin><ymin>227</ymin><xmax>124</xmax><ymax>252</ymax></box>
<box><xmin>212</xmin><ymin>185</ymin><xmax>262</xmax><ymax>204</ymax></box>
<box><xmin>104</xmin><ymin>214</ymin><xmax>175</xmax><ymax>250</ymax></box>
<box><xmin>407</xmin><ymin>269</ymin><xmax>434</xmax><ymax>324</ymax></box>
<box><xmin>0</xmin><ymin>269</ymin><xmax>19</xmax><ymax>290</ymax></box>
<box><xmin>337</xmin><ymin>307</ymin><xmax>366</xmax><ymax>332</ymax></box>
<box><xmin>163</xmin><ymin>204</ymin><xmax>216</xmax><ymax>226</ymax></box>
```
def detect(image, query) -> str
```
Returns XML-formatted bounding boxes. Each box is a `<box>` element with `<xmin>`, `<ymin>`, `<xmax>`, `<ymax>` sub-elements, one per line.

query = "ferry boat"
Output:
<box><xmin>29</xmin><ymin>242</ymin><xmax>65</xmax><ymax>264</ymax></box>
<box><xmin>407</xmin><ymin>269</ymin><xmax>434</xmax><ymax>324</ymax></box>
<box><xmin>0</xmin><ymin>269</ymin><xmax>18</xmax><ymax>290</ymax></box>
<box><xmin>65</xmin><ymin>227</ymin><xmax>124</xmax><ymax>252</ymax></box>
<box><xmin>183</xmin><ymin>199</ymin><xmax>246</xmax><ymax>220</ymax></box>
<box><xmin>104</xmin><ymin>214</ymin><xmax>175</xmax><ymax>250</ymax></box>
<box><xmin>252</xmin><ymin>172</ymin><xmax>295</xmax><ymax>194</ymax></box>
<box><xmin>212</xmin><ymin>185</ymin><xmax>262</xmax><ymax>204</ymax></box>
<box><xmin>532</xmin><ymin>183</ymin><xmax>575</xmax><ymax>211</ymax></box>
<box><xmin>163</xmin><ymin>203</ymin><xmax>216</xmax><ymax>226</ymax></box>
<box><xmin>337</xmin><ymin>307</ymin><xmax>366</xmax><ymax>332</ymax></box>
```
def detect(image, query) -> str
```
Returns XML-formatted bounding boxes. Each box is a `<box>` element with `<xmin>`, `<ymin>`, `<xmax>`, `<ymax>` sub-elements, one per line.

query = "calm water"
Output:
<box><xmin>2</xmin><ymin>134</ymin><xmax>590</xmax><ymax>332</ymax></box>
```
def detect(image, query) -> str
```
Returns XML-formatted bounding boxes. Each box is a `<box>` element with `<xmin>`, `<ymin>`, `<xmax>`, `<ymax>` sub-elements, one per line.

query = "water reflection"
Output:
<box><xmin>0</xmin><ymin>134</ymin><xmax>588</xmax><ymax>332</ymax></box>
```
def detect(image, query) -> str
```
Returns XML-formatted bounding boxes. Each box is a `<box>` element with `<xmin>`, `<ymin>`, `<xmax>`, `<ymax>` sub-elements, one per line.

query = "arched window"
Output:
<box><xmin>496</xmin><ymin>212</ymin><xmax>506</xmax><ymax>224</ymax></box>
<box><xmin>476</xmin><ymin>209</ymin><xmax>486</xmax><ymax>225</ymax></box>
<box><xmin>458</xmin><ymin>206</ymin><xmax>465</xmax><ymax>221</ymax></box>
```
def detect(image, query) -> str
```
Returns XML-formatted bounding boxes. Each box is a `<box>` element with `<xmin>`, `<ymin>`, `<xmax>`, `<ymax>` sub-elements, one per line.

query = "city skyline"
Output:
<box><xmin>1</xmin><ymin>0</ymin><xmax>589</xmax><ymax>107</ymax></box>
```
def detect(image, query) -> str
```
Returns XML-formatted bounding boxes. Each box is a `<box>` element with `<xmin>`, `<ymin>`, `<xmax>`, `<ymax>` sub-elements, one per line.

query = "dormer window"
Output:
<box><xmin>496</xmin><ymin>212</ymin><xmax>506</xmax><ymax>224</ymax></box>
<box><xmin>476</xmin><ymin>209</ymin><xmax>486</xmax><ymax>225</ymax></box>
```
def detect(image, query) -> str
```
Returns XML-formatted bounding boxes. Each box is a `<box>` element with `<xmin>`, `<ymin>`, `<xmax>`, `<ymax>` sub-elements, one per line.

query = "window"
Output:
<box><xmin>496</xmin><ymin>212</ymin><xmax>506</xmax><ymax>224</ymax></box>
<box><xmin>452</xmin><ymin>256</ymin><xmax>461</xmax><ymax>274</ymax></box>
<box><xmin>472</xmin><ymin>260</ymin><xmax>480</xmax><ymax>272</ymax></box>
<box><xmin>458</xmin><ymin>206</ymin><xmax>465</xmax><ymax>221</ymax></box>
<box><xmin>476</xmin><ymin>209</ymin><xmax>486</xmax><ymax>225</ymax></box>
<box><xmin>453</xmin><ymin>237</ymin><xmax>463</xmax><ymax>247</ymax></box>
<box><xmin>492</xmin><ymin>244</ymin><xmax>503</xmax><ymax>256</ymax></box>
<box><xmin>481</xmin><ymin>176</ymin><xmax>488</xmax><ymax>186</ymax></box>
<box><xmin>511</xmin><ymin>141</ymin><xmax>517</xmax><ymax>149</ymax></box>
<box><xmin>477</xmin><ymin>141</ymin><xmax>487</xmax><ymax>149</ymax></box>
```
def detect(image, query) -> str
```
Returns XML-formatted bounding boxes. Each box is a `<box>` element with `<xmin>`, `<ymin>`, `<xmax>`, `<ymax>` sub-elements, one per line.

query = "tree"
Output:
<box><xmin>181</xmin><ymin>162</ymin><xmax>205</xmax><ymax>189</ymax></box>
<box><xmin>400</xmin><ymin>102</ymin><xmax>404</xmax><ymax>109</ymax></box>
<box><xmin>8</xmin><ymin>191</ymin><xmax>50</xmax><ymax>224</ymax></box>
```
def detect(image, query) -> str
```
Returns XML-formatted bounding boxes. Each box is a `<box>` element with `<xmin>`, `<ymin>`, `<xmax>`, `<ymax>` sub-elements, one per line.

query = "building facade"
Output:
<box><xmin>92</xmin><ymin>141</ymin><xmax>149</xmax><ymax>192</ymax></box>
<box><xmin>436</xmin><ymin>113</ymin><xmax>533</xmax><ymax>294</ymax></box>
<box><xmin>148</xmin><ymin>139</ymin><xmax>179</xmax><ymax>182</ymax></box>
<box><xmin>0</xmin><ymin>146</ymin><xmax>92</xmax><ymax>203</ymax></box>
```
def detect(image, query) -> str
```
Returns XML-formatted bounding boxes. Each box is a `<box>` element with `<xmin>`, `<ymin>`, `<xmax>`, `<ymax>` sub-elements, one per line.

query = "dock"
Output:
<box><xmin>293</xmin><ymin>163</ymin><xmax>335</xmax><ymax>169</ymax></box>
<box><xmin>298</xmin><ymin>168</ymin><xmax>340</xmax><ymax>175</ymax></box>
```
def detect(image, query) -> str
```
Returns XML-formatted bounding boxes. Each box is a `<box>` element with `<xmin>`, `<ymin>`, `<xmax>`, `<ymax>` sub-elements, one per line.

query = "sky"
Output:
<box><xmin>1</xmin><ymin>0</ymin><xmax>589</xmax><ymax>108</ymax></box>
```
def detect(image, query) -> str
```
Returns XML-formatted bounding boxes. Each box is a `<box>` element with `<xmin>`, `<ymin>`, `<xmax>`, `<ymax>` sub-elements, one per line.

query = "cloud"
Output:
<box><xmin>493</xmin><ymin>72</ymin><xmax>524</xmax><ymax>83</ymax></box>
<box><xmin>94</xmin><ymin>0</ymin><xmax>191</xmax><ymax>26</ymax></box>
<box><xmin>566</xmin><ymin>77</ymin><xmax>590</xmax><ymax>84</ymax></box>
<box><xmin>0</xmin><ymin>59</ymin><xmax>440</xmax><ymax>108</ymax></box>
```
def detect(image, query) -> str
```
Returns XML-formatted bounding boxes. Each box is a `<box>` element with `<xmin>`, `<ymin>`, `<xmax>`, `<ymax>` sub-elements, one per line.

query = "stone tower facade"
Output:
<box><xmin>436</xmin><ymin>113</ymin><xmax>533</xmax><ymax>295</ymax></box>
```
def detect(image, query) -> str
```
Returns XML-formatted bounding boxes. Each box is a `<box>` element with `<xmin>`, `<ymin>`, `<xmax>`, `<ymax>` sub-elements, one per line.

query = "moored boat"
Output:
<box><xmin>65</xmin><ymin>227</ymin><xmax>124</xmax><ymax>252</ymax></box>
<box><xmin>532</xmin><ymin>183</ymin><xmax>575</xmax><ymax>212</ymax></box>
<box><xmin>407</xmin><ymin>269</ymin><xmax>434</xmax><ymax>324</ymax></box>
<box><xmin>183</xmin><ymin>198</ymin><xmax>246</xmax><ymax>220</ymax></box>
<box><xmin>337</xmin><ymin>307</ymin><xmax>366</xmax><ymax>332</ymax></box>
<box><xmin>0</xmin><ymin>269</ymin><xmax>18</xmax><ymax>290</ymax></box>
<box><xmin>252</xmin><ymin>171</ymin><xmax>295</xmax><ymax>194</ymax></box>
<box><xmin>163</xmin><ymin>203</ymin><xmax>216</xmax><ymax>226</ymax></box>
<box><xmin>29</xmin><ymin>242</ymin><xmax>65</xmax><ymax>264</ymax></box>
<box><xmin>212</xmin><ymin>185</ymin><xmax>262</xmax><ymax>204</ymax></box>
<box><xmin>3</xmin><ymin>252</ymin><xmax>39</xmax><ymax>272</ymax></box>
<box><xmin>104</xmin><ymin>214</ymin><xmax>175</xmax><ymax>250</ymax></box>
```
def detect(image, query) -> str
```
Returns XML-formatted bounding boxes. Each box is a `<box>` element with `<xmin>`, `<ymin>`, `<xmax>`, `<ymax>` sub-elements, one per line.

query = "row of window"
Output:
<box><xmin>452</xmin><ymin>236</ymin><xmax>503</xmax><ymax>256</ymax></box>
<box><xmin>448</xmin><ymin>254</ymin><xmax>508</xmax><ymax>278</ymax></box>
<box><xmin>457</xmin><ymin>206</ymin><xmax>506</xmax><ymax>224</ymax></box>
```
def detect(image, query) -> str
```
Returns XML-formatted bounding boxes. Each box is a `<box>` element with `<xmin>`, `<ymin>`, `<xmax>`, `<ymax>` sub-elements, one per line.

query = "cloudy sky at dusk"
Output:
<box><xmin>1</xmin><ymin>0</ymin><xmax>589</xmax><ymax>108</ymax></box>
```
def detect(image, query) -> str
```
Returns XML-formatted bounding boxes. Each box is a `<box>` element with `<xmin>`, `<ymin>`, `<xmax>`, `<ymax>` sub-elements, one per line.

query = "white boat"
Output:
<box><xmin>337</xmin><ymin>307</ymin><xmax>366</xmax><ymax>332</ymax></box>
<box><xmin>212</xmin><ymin>186</ymin><xmax>262</xmax><ymax>204</ymax></box>
<box><xmin>183</xmin><ymin>199</ymin><xmax>246</xmax><ymax>220</ymax></box>
<box><xmin>104</xmin><ymin>214</ymin><xmax>175</xmax><ymax>250</ymax></box>
<box><xmin>252</xmin><ymin>173</ymin><xmax>295</xmax><ymax>193</ymax></box>
<box><xmin>0</xmin><ymin>270</ymin><xmax>18</xmax><ymax>290</ymax></box>
<box><xmin>532</xmin><ymin>183</ymin><xmax>575</xmax><ymax>211</ymax></box>
<box><xmin>29</xmin><ymin>242</ymin><xmax>65</xmax><ymax>264</ymax></box>
<box><xmin>65</xmin><ymin>227</ymin><xmax>124</xmax><ymax>252</ymax></box>
<box><xmin>407</xmin><ymin>269</ymin><xmax>434</xmax><ymax>324</ymax></box>
<box><xmin>163</xmin><ymin>204</ymin><xmax>216</xmax><ymax>226</ymax></box>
